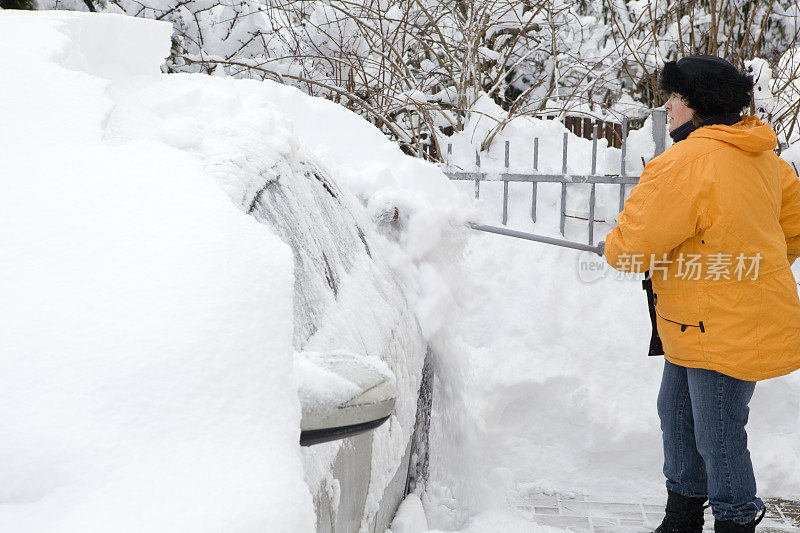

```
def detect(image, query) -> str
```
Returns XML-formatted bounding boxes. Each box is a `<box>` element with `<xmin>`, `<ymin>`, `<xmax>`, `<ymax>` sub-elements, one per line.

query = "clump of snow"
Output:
<box><xmin>747</xmin><ymin>57</ymin><xmax>775</xmax><ymax>117</ymax></box>
<box><xmin>388</xmin><ymin>493</ymin><xmax>428</xmax><ymax>533</ymax></box>
<box><xmin>103</xmin><ymin>73</ymin><xmax>305</xmax><ymax>205</ymax></box>
<box><xmin>626</xmin><ymin>112</ymin><xmax>663</xmax><ymax>163</ymax></box>
<box><xmin>295</xmin><ymin>350</ymin><xmax>396</xmax><ymax>408</ymax></box>
<box><xmin>296</xmin><ymin>353</ymin><xmax>364</xmax><ymax>407</ymax></box>
<box><xmin>782</xmin><ymin>144</ymin><xmax>800</xmax><ymax>174</ymax></box>
<box><xmin>0</xmin><ymin>11</ymin><xmax>314</xmax><ymax>532</ymax></box>
<box><xmin>0</xmin><ymin>10</ymin><xmax>172</xmax><ymax>82</ymax></box>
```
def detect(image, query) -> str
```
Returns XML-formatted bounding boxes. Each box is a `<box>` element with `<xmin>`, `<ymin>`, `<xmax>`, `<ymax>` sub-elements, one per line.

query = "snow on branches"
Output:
<box><xmin>38</xmin><ymin>0</ymin><xmax>800</xmax><ymax>153</ymax></box>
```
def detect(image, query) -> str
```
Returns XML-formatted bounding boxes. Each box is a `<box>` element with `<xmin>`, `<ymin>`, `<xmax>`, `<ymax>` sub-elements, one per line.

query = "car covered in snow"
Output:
<box><xmin>1</xmin><ymin>10</ymin><xmax>466</xmax><ymax>533</ymax></box>
<box><xmin>236</xmin><ymin>124</ymin><xmax>435</xmax><ymax>531</ymax></box>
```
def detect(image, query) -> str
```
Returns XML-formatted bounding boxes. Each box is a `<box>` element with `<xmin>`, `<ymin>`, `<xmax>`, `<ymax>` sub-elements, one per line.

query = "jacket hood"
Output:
<box><xmin>690</xmin><ymin>115</ymin><xmax>777</xmax><ymax>152</ymax></box>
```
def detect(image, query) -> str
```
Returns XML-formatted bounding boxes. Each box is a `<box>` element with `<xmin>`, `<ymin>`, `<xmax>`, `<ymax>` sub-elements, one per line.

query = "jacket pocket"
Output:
<box><xmin>653</xmin><ymin>290</ymin><xmax>707</xmax><ymax>362</ymax></box>
<box><xmin>653</xmin><ymin>292</ymin><xmax>706</xmax><ymax>333</ymax></box>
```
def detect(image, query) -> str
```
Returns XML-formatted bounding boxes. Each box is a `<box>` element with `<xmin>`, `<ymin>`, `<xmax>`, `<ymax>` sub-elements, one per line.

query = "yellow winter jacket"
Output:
<box><xmin>605</xmin><ymin>116</ymin><xmax>800</xmax><ymax>381</ymax></box>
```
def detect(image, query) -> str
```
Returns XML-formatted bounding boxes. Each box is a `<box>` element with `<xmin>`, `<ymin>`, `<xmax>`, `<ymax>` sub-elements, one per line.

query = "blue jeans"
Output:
<box><xmin>657</xmin><ymin>360</ymin><xmax>764</xmax><ymax>524</ymax></box>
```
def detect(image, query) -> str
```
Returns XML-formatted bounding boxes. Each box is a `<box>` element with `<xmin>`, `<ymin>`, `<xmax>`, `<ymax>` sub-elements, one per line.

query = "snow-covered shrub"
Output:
<box><xmin>772</xmin><ymin>47</ymin><xmax>800</xmax><ymax>147</ymax></box>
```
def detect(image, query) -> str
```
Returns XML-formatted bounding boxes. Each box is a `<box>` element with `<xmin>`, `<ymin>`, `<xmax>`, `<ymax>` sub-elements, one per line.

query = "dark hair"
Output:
<box><xmin>659</xmin><ymin>56</ymin><xmax>754</xmax><ymax>117</ymax></box>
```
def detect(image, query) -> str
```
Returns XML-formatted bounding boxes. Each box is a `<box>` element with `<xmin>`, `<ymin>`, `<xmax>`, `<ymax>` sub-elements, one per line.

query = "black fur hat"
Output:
<box><xmin>659</xmin><ymin>55</ymin><xmax>754</xmax><ymax>117</ymax></box>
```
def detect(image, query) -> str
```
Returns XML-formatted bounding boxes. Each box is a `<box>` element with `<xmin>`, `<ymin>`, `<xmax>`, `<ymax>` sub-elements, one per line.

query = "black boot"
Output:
<box><xmin>653</xmin><ymin>490</ymin><xmax>707</xmax><ymax>533</ymax></box>
<box><xmin>714</xmin><ymin>508</ymin><xmax>766</xmax><ymax>532</ymax></box>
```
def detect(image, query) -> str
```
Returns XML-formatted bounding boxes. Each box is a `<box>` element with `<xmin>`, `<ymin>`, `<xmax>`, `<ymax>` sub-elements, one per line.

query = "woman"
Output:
<box><xmin>604</xmin><ymin>55</ymin><xmax>800</xmax><ymax>532</ymax></box>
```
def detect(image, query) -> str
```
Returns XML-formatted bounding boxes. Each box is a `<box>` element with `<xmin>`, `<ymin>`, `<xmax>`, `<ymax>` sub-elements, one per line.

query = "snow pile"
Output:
<box><xmin>0</xmin><ymin>10</ymin><xmax>172</xmax><ymax>83</ymax></box>
<box><xmin>0</xmin><ymin>11</ymin><xmax>314</xmax><ymax>532</ymax></box>
<box><xmin>102</xmin><ymin>74</ymin><xmax>303</xmax><ymax>206</ymax></box>
<box><xmin>389</xmin><ymin>494</ymin><xmax>428</xmax><ymax>533</ymax></box>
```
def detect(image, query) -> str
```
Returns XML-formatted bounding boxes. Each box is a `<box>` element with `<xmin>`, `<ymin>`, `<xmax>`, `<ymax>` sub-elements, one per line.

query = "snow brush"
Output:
<box><xmin>468</xmin><ymin>223</ymin><xmax>605</xmax><ymax>256</ymax></box>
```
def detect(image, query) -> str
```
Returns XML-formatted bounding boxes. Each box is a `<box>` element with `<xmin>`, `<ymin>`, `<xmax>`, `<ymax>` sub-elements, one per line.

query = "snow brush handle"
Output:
<box><xmin>468</xmin><ymin>223</ymin><xmax>605</xmax><ymax>257</ymax></box>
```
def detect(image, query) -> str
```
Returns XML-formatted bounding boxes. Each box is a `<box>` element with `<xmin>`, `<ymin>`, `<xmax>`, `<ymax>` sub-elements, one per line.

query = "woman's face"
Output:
<box><xmin>665</xmin><ymin>93</ymin><xmax>695</xmax><ymax>132</ymax></box>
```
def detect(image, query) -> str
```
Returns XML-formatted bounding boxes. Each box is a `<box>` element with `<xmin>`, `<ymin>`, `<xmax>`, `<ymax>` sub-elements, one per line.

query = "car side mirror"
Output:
<box><xmin>296</xmin><ymin>351</ymin><xmax>396</xmax><ymax>446</ymax></box>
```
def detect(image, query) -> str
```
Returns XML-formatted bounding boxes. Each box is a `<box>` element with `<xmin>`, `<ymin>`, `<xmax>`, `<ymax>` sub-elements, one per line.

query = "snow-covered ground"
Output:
<box><xmin>4</xmin><ymin>9</ymin><xmax>800</xmax><ymax>533</ymax></box>
<box><xmin>389</xmin><ymin>96</ymin><xmax>800</xmax><ymax>533</ymax></box>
